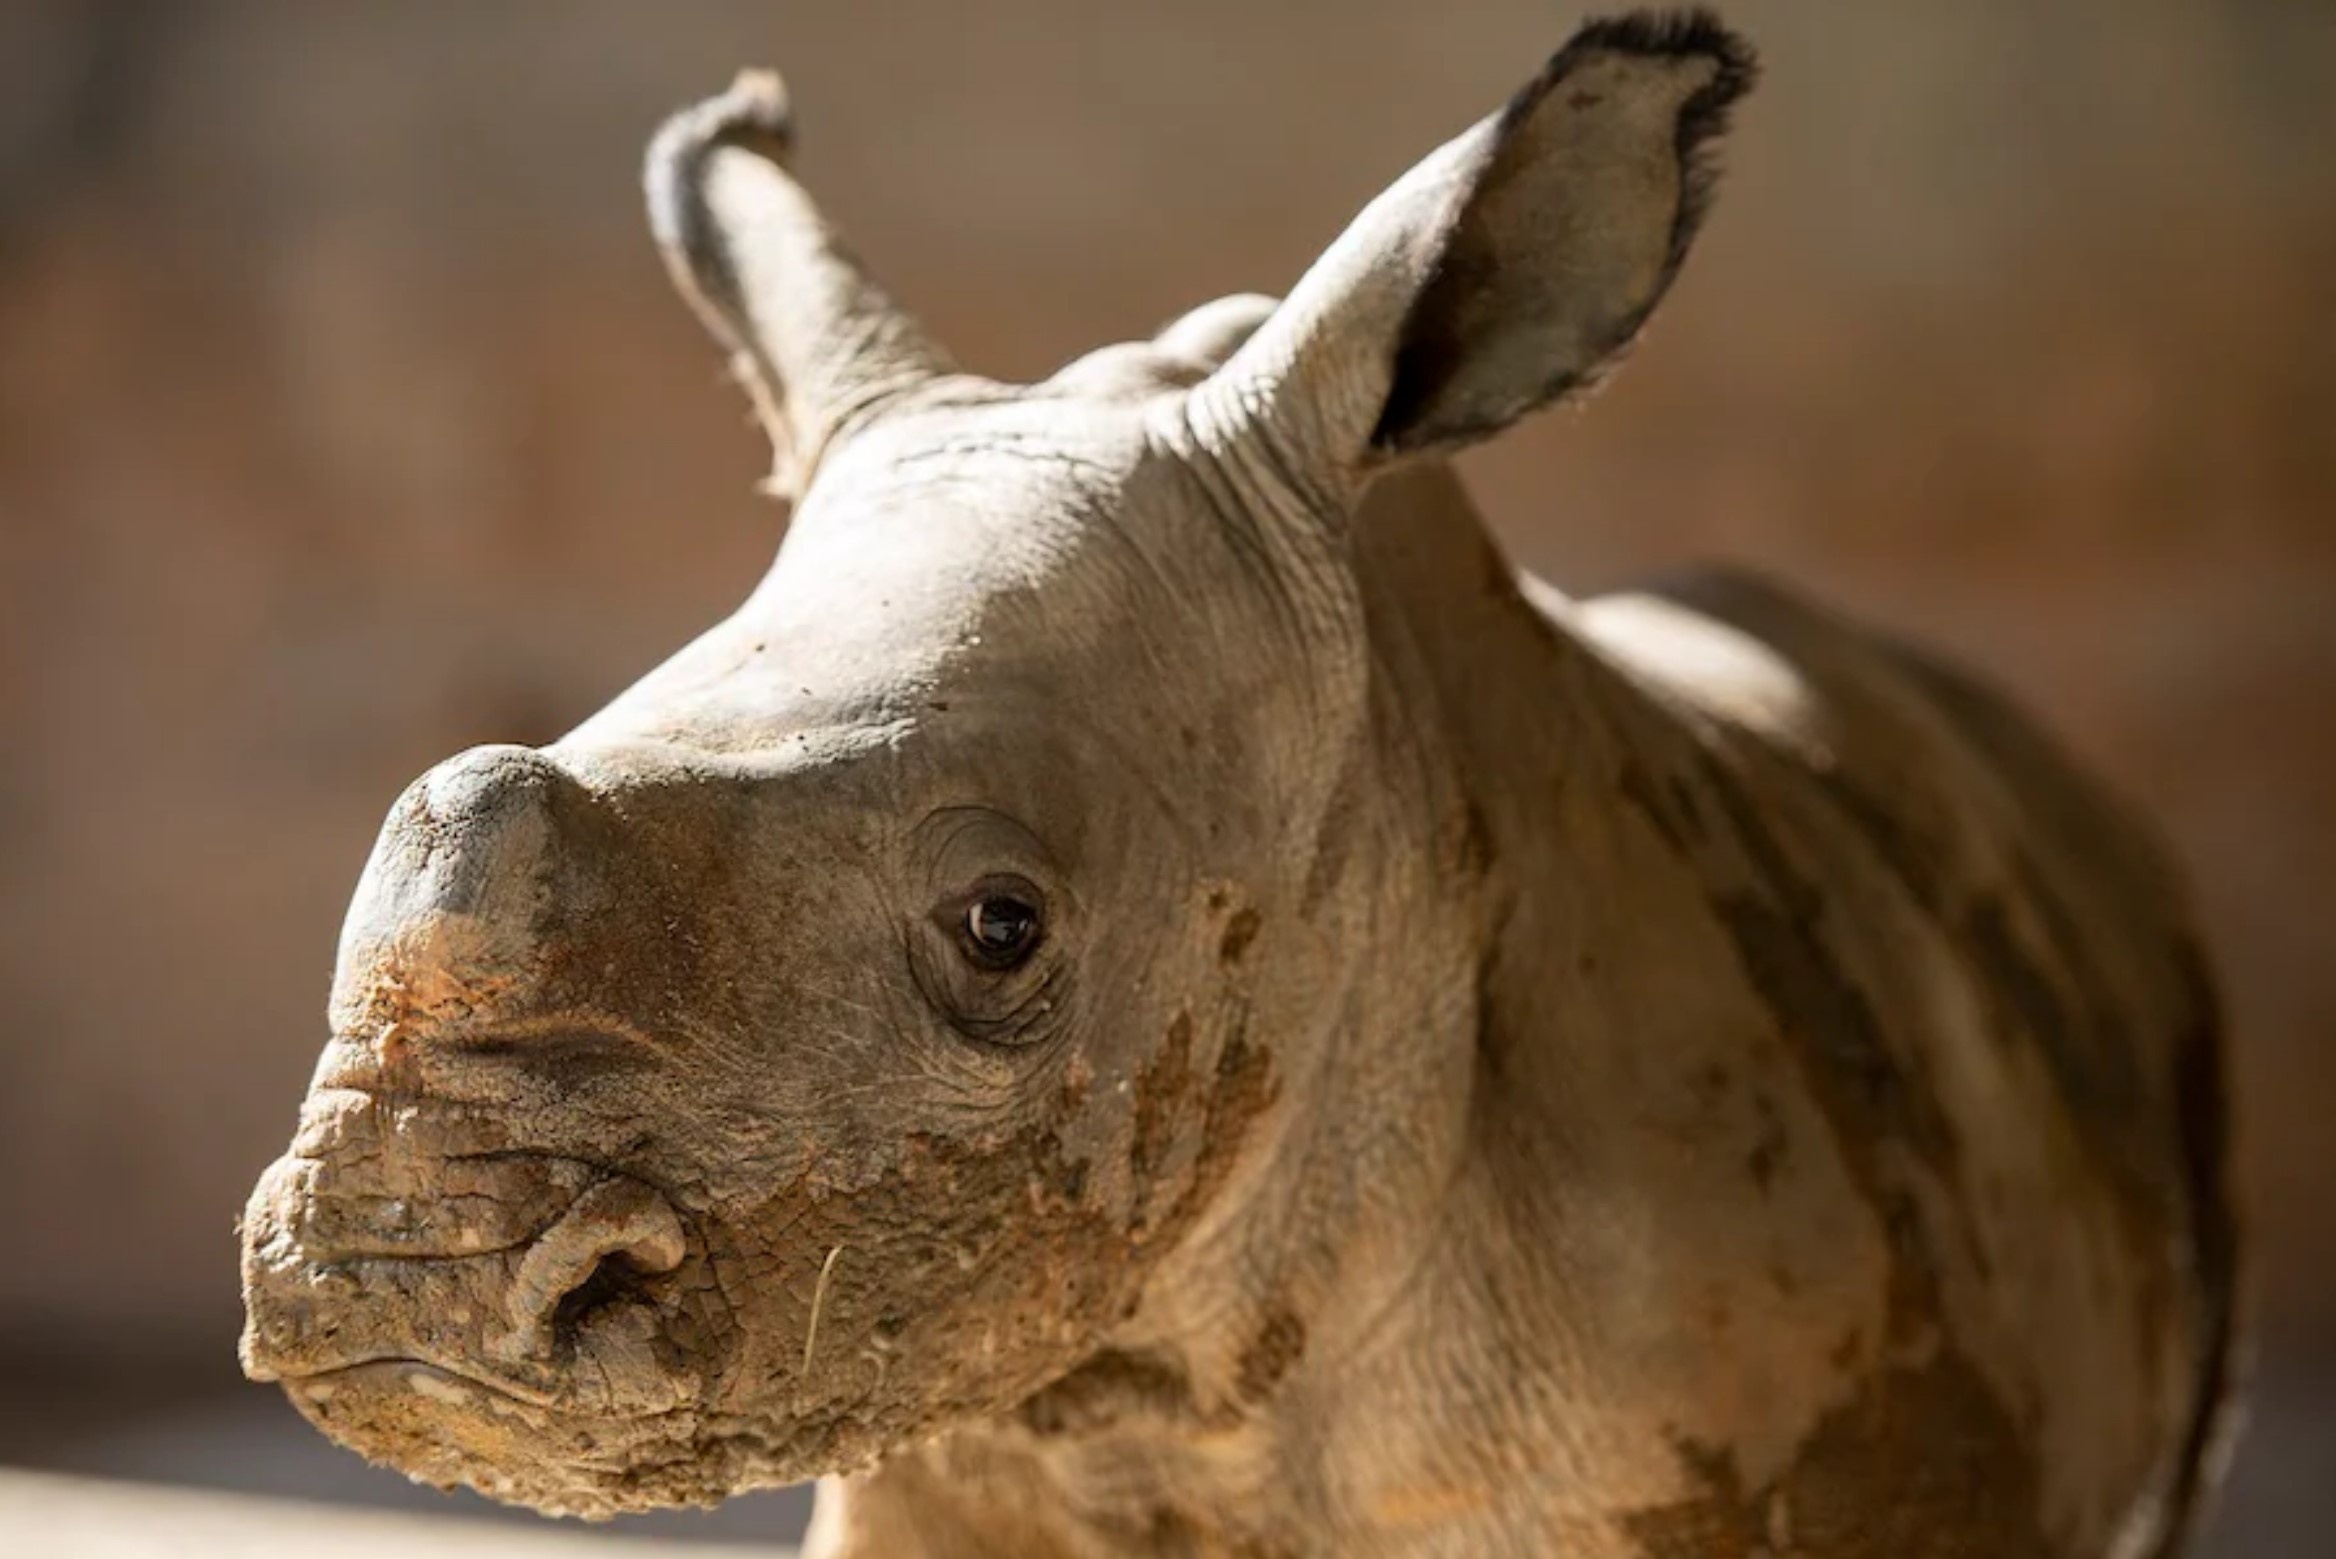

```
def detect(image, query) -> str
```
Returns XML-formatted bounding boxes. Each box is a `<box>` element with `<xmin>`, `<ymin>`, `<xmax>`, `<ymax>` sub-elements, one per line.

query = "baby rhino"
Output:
<box><xmin>239</xmin><ymin>12</ymin><xmax>2237</xmax><ymax>1557</ymax></box>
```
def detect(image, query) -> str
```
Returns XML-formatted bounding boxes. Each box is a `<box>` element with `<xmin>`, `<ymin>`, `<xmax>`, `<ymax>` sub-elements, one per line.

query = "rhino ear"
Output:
<box><xmin>1192</xmin><ymin>12</ymin><xmax>1753</xmax><ymax>484</ymax></box>
<box><xmin>646</xmin><ymin>72</ymin><xmax>955</xmax><ymax>498</ymax></box>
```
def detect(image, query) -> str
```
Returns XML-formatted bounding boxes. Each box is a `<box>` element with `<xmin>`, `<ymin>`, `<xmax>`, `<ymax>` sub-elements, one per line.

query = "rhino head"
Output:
<box><xmin>240</xmin><ymin>13</ymin><xmax>1753</xmax><ymax>1520</ymax></box>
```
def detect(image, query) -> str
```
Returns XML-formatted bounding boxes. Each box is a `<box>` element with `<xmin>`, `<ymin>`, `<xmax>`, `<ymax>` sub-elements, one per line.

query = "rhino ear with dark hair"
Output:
<box><xmin>1192</xmin><ymin>11</ymin><xmax>1754</xmax><ymax>484</ymax></box>
<box><xmin>646</xmin><ymin>72</ymin><xmax>955</xmax><ymax>498</ymax></box>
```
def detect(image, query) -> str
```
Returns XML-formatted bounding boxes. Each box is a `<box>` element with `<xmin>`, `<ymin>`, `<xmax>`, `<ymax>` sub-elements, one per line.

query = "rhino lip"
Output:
<box><xmin>281</xmin><ymin>1354</ymin><xmax>563</xmax><ymax>1412</ymax></box>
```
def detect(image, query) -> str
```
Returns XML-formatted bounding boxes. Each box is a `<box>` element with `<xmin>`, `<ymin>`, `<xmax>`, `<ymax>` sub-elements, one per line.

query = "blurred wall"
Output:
<box><xmin>1</xmin><ymin>0</ymin><xmax>2329</xmax><ymax>1384</ymax></box>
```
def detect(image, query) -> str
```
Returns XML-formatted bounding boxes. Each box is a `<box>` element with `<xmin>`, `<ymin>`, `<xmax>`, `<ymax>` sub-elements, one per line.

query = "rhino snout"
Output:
<box><xmin>239</xmin><ymin>1146</ymin><xmax>697</xmax><ymax>1417</ymax></box>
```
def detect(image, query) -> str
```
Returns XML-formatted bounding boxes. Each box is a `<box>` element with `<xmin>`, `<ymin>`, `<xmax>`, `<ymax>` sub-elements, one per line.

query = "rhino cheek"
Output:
<box><xmin>701</xmin><ymin>1015</ymin><xmax>1282</xmax><ymax>1471</ymax></box>
<box><xmin>711</xmin><ymin>1129</ymin><xmax>1121</xmax><ymax>1460</ymax></box>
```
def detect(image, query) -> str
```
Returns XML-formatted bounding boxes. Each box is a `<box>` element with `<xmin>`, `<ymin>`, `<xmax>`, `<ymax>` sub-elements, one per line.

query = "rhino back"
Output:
<box><xmin>1570</xmin><ymin>564</ymin><xmax>2237</xmax><ymax>1554</ymax></box>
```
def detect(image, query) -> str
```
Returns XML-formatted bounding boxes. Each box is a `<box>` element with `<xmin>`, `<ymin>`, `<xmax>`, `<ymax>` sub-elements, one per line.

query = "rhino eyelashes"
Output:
<box><xmin>901</xmin><ymin>911</ymin><xmax>1069</xmax><ymax>1048</ymax></box>
<box><xmin>942</xmin><ymin>961</ymin><xmax>1069</xmax><ymax>1049</ymax></box>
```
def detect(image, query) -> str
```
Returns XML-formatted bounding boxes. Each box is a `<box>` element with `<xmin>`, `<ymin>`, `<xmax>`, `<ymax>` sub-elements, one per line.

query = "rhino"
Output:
<box><xmin>238</xmin><ymin>12</ymin><xmax>2239</xmax><ymax>1557</ymax></box>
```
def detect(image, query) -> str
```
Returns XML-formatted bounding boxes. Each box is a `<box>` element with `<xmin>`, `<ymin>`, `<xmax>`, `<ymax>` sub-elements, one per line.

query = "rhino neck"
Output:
<box><xmin>1108</xmin><ymin>458</ymin><xmax>1543</xmax><ymax>1412</ymax></box>
<box><xmin>805</xmin><ymin>464</ymin><xmax>1656</xmax><ymax>1556</ymax></box>
<box><xmin>809</xmin><ymin>464</ymin><xmax>1857</xmax><ymax>1558</ymax></box>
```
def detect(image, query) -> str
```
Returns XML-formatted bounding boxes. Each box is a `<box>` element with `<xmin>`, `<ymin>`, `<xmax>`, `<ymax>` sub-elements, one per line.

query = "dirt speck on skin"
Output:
<box><xmin>1130</xmin><ymin>1014</ymin><xmax>1196</xmax><ymax>1190</ymax></box>
<box><xmin>1235</xmin><ymin>1306</ymin><xmax>1306</xmax><ymax>1403</ymax></box>
<box><xmin>1218</xmin><ymin>909</ymin><xmax>1263</xmax><ymax>966</ymax></box>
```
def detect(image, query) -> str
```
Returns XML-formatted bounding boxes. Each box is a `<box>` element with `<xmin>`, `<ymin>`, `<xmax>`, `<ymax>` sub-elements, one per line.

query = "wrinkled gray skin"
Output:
<box><xmin>240</xmin><ymin>14</ymin><xmax>2239</xmax><ymax>1557</ymax></box>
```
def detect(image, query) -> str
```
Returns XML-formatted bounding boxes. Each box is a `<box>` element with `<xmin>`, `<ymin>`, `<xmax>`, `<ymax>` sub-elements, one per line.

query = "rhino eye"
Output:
<box><xmin>962</xmin><ymin>886</ymin><xmax>1044</xmax><ymax>970</ymax></box>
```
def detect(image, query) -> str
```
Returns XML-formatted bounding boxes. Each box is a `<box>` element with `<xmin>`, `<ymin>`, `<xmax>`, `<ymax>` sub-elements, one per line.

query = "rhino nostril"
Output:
<box><xmin>499</xmin><ymin>1178</ymin><xmax>687</xmax><ymax>1362</ymax></box>
<box><xmin>552</xmin><ymin>1251</ymin><xmax>650</xmax><ymax>1339</ymax></box>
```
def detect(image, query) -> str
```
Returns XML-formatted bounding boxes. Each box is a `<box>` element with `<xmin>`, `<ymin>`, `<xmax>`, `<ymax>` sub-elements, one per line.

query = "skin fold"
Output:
<box><xmin>238</xmin><ymin>12</ymin><xmax>2239</xmax><ymax>1556</ymax></box>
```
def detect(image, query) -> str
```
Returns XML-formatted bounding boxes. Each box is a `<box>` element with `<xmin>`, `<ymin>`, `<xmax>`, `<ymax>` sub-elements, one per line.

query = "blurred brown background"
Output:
<box><xmin>1</xmin><ymin>0</ymin><xmax>2329</xmax><ymax>1551</ymax></box>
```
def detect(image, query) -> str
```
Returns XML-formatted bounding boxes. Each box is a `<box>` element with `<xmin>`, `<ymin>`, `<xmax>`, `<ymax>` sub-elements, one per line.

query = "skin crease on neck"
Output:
<box><xmin>236</xmin><ymin>11</ymin><xmax>2239</xmax><ymax>1558</ymax></box>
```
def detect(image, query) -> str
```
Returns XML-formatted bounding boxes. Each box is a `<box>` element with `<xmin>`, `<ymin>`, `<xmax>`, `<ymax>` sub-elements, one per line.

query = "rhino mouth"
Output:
<box><xmin>280</xmin><ymin>1356</ymin><xmax>735</xmax><ymax>1516</ymax></box>
<box><xmin>240</xmin><ymin>1123</ymin><xmax>754</xmax><ymax>1514</ymax></box>
<box><xmin>286</xmin><ymin>1354</ymin><xmax>553</xmax><ymax>1408</ymax></box>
